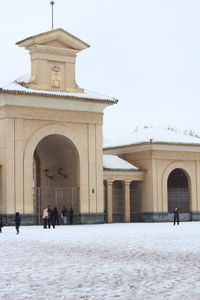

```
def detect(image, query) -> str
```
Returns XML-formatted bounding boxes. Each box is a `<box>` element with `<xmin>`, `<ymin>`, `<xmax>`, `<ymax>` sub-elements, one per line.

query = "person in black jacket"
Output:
<box><xmin>174</xmin><ymin>207</ymin><xmax>179</xmax><ymax>225</ymax></box>
<box><xmin>69</xmin><ymin>207</ymin><xmax>74</xmax><ymax>225</ymax></box>
<box><xmin>0</xmin><ymin>217</ymin><xmax>3</xmax><ymax>233</ymax></box>
<box><xmin>15</xmin><ymin>212</ymin><xmax>21</xmax><ymax>234</ymax></box>
<box><xmin>47</xmin><ymin>207</ymin><xmax>55</xmax><ymax>229</ymax></box>
<box><xmin>53</xmin><ymin>207</ymin><xmax>60</xmax><ymax>225</ymax></box>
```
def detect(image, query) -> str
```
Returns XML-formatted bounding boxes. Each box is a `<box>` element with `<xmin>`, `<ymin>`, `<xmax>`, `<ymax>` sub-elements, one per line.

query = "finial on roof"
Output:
<box><xmin>50</xmin><ymin>1</ymin><xmax>55</xmax><ymax>30</ymax></box>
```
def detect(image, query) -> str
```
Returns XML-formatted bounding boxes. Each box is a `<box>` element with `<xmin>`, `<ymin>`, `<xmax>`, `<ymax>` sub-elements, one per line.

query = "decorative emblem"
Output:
<box><xmin>51</xmin><ymin>66</ymin><xmax>61</xmax><ymax>88</ymax></box>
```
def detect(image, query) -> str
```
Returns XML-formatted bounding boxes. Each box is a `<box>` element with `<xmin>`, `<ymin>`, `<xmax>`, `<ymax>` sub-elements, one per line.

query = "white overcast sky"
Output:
<box><xmin>0</xmin><ymin>0</ymin><xmax>200</xmax><ymax>139</ymax></box>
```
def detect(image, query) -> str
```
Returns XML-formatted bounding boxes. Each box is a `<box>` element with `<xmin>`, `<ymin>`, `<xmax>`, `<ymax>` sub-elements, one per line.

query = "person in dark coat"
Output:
<box><xmin>0</xmin><ymin>217</ymin><xmax>3</xmax><ymax>233</ymax></box>
<box><xmin>61</xmin><ymin>206</ymin><xmax>68</xmax><ymax>225</ymax></box>
<box><xmin>15</xmin><ymin>212</ymin><xmax>21</xmax><ymax>234</ymax></box>
<box><xmin>69</xmin><ymin>207</ymin><xmax>74</xmax><ymax>225</ymax></box>
<box><xmin>174</xmin><ymin>207</ymin><xmax>179</xmax><ymax>225</ymax></box>
<box><xmin>48</xmin><ymin>206</ymin><xmax>55</xmax><ymax>229</ymax></box>
<box><xmin>53</xmin><ymin>207</ymin><xmax>60</xmax><ymax>225</ymax></box>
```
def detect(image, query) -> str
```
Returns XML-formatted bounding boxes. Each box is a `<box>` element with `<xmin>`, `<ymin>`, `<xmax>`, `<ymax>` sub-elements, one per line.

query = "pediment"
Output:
<box><xmin>43</xmin><ymin>40</ymin><xmax>74</xmax><ymax>50</ymax></box>
<box><xmin>15</xmin><ymin>28</ymin><xmax>90</xmax><ymax>93</ymax></box>
<box><xmin>16</xmin><ymin>28</ymin><xmax>90</xmax><ymax>51</ymax></box>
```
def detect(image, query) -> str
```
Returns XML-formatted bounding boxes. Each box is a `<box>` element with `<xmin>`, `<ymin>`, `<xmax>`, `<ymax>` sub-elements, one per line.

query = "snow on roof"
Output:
<box><xmin>104</xmin><ymin>127</ymin><xmax>200</xmax><ymax>148</ymax></box>
<box><xmin>103</xmin><ymin>155</ymin><xmax>138</xmax><ymax>170</ymax></box>
<box><xmin>0</xmin><ymin>75</ymin><xmax>118</xmax><ymax>104</ymax></box>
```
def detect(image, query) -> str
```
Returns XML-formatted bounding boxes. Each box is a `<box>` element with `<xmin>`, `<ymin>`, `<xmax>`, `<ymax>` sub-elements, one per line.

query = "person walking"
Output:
<box><xmin>61</xmin><ymin>206</ymin><xmax>68</xmax><ymax>225</ymax></box>
<box><xmin>69</xmin><ymin>207</ymin><xmax>74</xmax><ymax>225</ymax></box>
<box><xmin>174</xmin><ymin>207</ymin><xmax>179</xmax><ymax>225</ymax></box>
<box><xmin>0</xmin><ymin>217</ymin><xmax>3</xmax><ymax>233</ymax></box>
<box><xmin>53</xmin><ymin>207</ymin><xmax>60</xmax><ymax>225</ymax></box>
<box><xmin>43</xmin><ymin>208</ymin><xmax>49</xmax><ymax>228</ymax></box>
<box><xmin>15</xmin><ymin>212</ymin><xmax>21</xmax><ymax>234</ymax></box>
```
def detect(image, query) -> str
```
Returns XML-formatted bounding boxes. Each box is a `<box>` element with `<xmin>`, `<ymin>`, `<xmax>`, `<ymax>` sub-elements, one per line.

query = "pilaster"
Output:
<box><xmin>123</xmin><ymin>180</ymin><xmax>131</xmax><ymax>223</ymax></box>
<box><xmin>107</xmin><ymin>180</ymin><xmax>114</xmax><ymax>223</ymax></box>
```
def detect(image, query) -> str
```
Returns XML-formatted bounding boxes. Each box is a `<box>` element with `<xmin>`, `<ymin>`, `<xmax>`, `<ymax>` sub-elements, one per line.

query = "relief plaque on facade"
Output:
<box><xmin>51</xmin><ymin>66</ymin><xmax>61</xmax><ymax>88</ymax></box>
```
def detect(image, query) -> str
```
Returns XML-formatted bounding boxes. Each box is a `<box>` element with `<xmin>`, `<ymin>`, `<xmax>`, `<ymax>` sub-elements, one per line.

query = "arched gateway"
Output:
<box><xmin>167</xmin><ymin>168</ymin><xmax>190</xmax><ymax>220</ymax></box>
<box><xmin>33</xmin><ymin>134</ymin><xmax>80</xmax><ymax>224</ymax></box>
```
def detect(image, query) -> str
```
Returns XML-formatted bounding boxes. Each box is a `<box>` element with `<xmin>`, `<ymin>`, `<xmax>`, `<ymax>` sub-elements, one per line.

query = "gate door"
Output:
<box><xmin>33</xmin><ymin>186</ymin><xmax>80</xmax><ymax>224</ymax></box>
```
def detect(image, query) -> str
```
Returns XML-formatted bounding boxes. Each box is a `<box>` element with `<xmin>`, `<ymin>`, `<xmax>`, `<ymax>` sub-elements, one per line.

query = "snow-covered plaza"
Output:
<box><xmin>1</xmin><ymin>222</ymin><xmax>200</xmax><ymax>300</ymax></box>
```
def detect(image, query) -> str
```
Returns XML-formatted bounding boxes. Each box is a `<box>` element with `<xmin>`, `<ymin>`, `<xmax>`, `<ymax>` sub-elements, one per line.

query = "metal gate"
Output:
<box><xmin>33</xmin><ymin>186</ymin><xmax>80</xmax><ymax>224</ymax></box>
<box><xmin>112</xmin><ymin>186</ymin><xmax>124</xmax><ymax>223</ymax></box>
<box><xmin>104</xmin><ymin>186</ymin><xmax>141</xmax><ymax>223</ymax></box>
<box><xmin>168</xmin><ymin>188</ymin><xmax>190</xmax><ymax>213</ymax></box>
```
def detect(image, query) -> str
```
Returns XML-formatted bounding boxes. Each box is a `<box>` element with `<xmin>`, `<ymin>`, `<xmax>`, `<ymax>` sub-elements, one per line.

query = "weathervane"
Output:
<box><xmin>50</xmin><ymin>1</ymin><xmax>55</xmax><ymax>30</ymax></box>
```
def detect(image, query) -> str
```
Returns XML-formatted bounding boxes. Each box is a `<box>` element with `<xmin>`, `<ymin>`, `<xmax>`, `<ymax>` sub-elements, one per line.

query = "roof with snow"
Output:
<box><xmin>104</xmin><ymin>127</ymin><xmax>200</xmax><ymax>148</ymax></box>
<box><xmin>0</xmin><ymin>75</ymin><xmax>118</xmax><ymax>104</ymax></box>
<box><xmin>103</xmin><ymin>155</ymin><xmax>138</xmax><ymax>170</ymax></box>
<box><xmin>16</xmin><ymin>28</ymin><xmax>90</xmax><ymax>50</ymax></box>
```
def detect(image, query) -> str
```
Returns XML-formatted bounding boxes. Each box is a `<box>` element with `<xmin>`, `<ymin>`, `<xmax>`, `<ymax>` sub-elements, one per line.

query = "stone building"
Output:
<box><xmin>104</xmin><ymin>127</ymin><xmax>200</xmax><ymax>222</ymax></box>
<box><xmin>0</xmin><ymin>28</ymin><xmax>117</xmax><ymax>225</ymax></box>
<box><xmin>1</xmin><ymin>28</ymin><xmax>200</xmax><ymax>224</ymax></box>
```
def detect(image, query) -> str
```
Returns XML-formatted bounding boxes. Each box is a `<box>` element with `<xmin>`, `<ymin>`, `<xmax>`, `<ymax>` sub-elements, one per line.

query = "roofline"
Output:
<box><xmin>16</xmin><ymin>28</ymin><xmax>90</xmax><ymax>49</ymax></box>
<box><xmin>118</xmin><ymin>155</ymin><xmax>147</xmax><ymax>171</ymax></box>
<box><xmin>0</xmin><ymin>88</ymin><xmax>118</xmax><ymax>105</ymax></box>
<box><xmin>103</xmin><ymin>167</ymin><xmax>141</xmax><ymax>171</ymax></box>
<box><xmin>104</xmin><ymin>140</ymin><xmax>200</xmax><ymax>150</ymax></box>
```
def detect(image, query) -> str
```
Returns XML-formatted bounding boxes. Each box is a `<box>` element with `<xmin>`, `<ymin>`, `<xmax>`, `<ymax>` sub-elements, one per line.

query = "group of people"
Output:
<box><xmin>0</xmin><ymin>206</ymin><xmax>180</xmax><ymax>233</ymax></box>
<box><xmin>42</xmin><ymin>206</ymin><xmax>74</xmax><ymax>229</ymax></box>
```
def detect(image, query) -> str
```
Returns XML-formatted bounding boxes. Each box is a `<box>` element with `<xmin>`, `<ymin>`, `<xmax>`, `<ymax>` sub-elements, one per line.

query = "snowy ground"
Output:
<box><xmin>1</xmin><ymin>222</ymin><xmax>200</xmax><ymax>300</ymax></box>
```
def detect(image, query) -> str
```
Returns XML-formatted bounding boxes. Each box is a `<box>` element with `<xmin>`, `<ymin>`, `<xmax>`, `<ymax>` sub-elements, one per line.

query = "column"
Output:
<box><xmin>107</xmin><ymin>180</ymin><xmax>114</xmax><ymax>223</ymax></box>
<box><xmin>6</xmin><ymin>118</ymin><xmax>15</xmax><ymax>214</ymax></box>
<box><xmin>123</xmin><ymin>180</ymin><xmax>132</xmax><ymax>223</ymax></box>
<box><xmin>15</xmin><ymin>119</ymin><xmax>24</xmax><ymax>213</ymax></box>
<box><xmin>88</xmin><ymin>124</ymin><xmax>97</xmax><ymax>213</ymax></box>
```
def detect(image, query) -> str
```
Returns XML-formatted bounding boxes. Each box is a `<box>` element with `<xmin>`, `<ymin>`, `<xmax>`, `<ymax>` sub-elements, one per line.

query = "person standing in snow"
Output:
<box><xmin>61</xmin><ymin>206</ymin><xmax>68</xmax><ymax>225</ymax></box>
<box><xmin>15</xmin><ymin>212</ymin><xmax>21</xmax><ymax>234</ymax></box>
<box><xmin>53</xmin><ymin>207</ymin><xmax>60</xmax><ymax>225</ymax></box>
<box><xmin>69</xmin><ymin>207</ymin><xmax>74</xmax><ymax>225</ymax></box>
<box><xmin>47</xmin><ymin>206</ymin><xmax>55</xmax><ymax>229</ymax></box>
<box><xmin>173</xmin><ymin>207</ymin><xmax>179</xmax><ymax>225</ymax></box>
<box><xmin>43</xmin><ymin>208</ymin><xmax>49</xmax><ymax>228</ymax></box>
<box><xmin>0</xmin><ymin>217</ymin><xmax>3</xmax><ymax>233</ymax></box>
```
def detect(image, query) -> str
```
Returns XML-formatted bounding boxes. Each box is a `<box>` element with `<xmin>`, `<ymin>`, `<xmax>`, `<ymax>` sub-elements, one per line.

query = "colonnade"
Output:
<box><xmin>105</xmin><ymin>180</ymin><xmax>132</xmax><ymax>223</ymax></box>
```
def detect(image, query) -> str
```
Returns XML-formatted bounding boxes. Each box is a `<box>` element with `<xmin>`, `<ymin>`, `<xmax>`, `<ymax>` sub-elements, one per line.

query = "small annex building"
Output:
<box><xmin>104</xmin><ymin>127</ymin><xmax>200</xmax><ymax>222</ymax></box>
<box><xmin>1</xmin><ymin>28</ymin><xmax>200</xmax><ymax>224</ymax></box>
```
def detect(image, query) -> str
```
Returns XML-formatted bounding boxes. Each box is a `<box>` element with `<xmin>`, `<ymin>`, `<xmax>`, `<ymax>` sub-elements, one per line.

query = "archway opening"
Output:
<box><xmin>33</xmin><ymin>134</ymin><xmax>80</xmax><ymax>223</ymax></box>
<box><xmin>130</xmin><ymin>181</ymin><xmax>141</xmax><ymax>222</ymax></box>
<box><xmin>112</xmin><ymin>181</ymin><xmax>124</xmax><ymax>223</ymax></box>
<box><xmin>167</xmin><ymin>168</ymin><xmax>190</xmax><ymax>213</ymax></box>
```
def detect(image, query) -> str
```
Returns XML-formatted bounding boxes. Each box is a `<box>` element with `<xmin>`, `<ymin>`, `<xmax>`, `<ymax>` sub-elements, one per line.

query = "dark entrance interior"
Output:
<box><xmin>112</xmin><ymin>181</ymin><xmax>124</xmax><ymax>223</ymax></box>
<box><xmin>33</xmin><ymin>134</ymin><xmax>80</xmax><ymax>224</ymax></box>
<box><xmin>167</xmin><ymin>168</ymin><xmax>190</xmax><ymax>213</ymax></box>
<box><xmin>130</xmin><ymin>181</ymin><xmax>141</xmax><ymax>222</ymax></box>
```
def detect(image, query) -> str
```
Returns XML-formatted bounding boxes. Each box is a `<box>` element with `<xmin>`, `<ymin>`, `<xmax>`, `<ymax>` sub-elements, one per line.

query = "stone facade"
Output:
<box><xmin>1</xmin><ymin>28</ymin><xmax>200</xmax><ymax>225</ymax></box>
<box><xmin>104</xmin><ymin>143</ymin><xmax>200</xmax><ymax>222</ymax></box>
<box><xmin>0</xmin><ymin>29</ymin><xmax>116</xmax><ymax>225</ymax></box>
